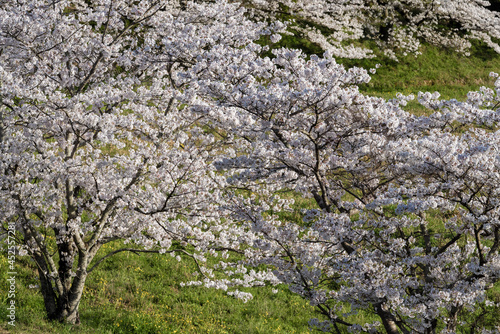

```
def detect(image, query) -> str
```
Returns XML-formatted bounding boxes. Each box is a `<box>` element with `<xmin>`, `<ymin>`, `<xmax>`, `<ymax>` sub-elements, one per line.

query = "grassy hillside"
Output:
<box><xmin>342</xmin><ymin>41</ymin><xmax>500</xmax><ymax>114</ymax></box>
<box><xmin>274</xmin><ymin>34</ymin><xmax>500</xmax><ymax>114</ymax></box>
<box><xmin>0</xmin><ymin>241</ymin><xmax>317</xmax><ymax>334</ymax></box>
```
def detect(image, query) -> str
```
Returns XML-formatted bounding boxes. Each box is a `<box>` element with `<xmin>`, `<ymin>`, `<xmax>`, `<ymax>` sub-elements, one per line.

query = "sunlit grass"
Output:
<box><xmin>339</xmin><ymin>41</ymin><xmax>500</xmax><ymax>115</ymax></box>
<box><xmin>0</xmin><ymin>241</ymin><xmax>317</xmax><ymax>333</ymax></box>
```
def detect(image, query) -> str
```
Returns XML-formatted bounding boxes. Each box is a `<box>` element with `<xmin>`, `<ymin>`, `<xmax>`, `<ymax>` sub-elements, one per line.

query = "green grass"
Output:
<box><xmin>341</xmin><ymin>42</ymin><xmax>499</xmax><ymax>95</ymax></box>
<box><xmin>339</xmin><ymin>40</ymin><xmax>500</xmax><ymax>114</ymax></box>
<box><xmin>0</xmin><ymin>243</ymin><xmax>318</xmax><ymax>333</ymax></box>
<box><xmin>274</xmin><ymin>26</ymin><xmax>500</xmax><ymax>115</ymax></box>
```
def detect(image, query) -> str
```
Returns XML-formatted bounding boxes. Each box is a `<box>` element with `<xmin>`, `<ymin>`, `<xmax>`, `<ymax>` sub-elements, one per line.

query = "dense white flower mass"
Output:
<box><xmin>1</xmin><ymin>0</ymin><xmax>500</xmax><ymax>332</ymax></box>
<box><xmin>0</xmin><ymin>0</ymin><xmax>279</xmax><ymax>324</ymax></box>
<box><xmin>241</xmin><ymin>0</ymin><xmax>500</xmax><ymax>59</ymax></box>
<box><xmin>194</xmin><ymin>37</ymin><xmax>500</xmax><ymax>333</ymax></box>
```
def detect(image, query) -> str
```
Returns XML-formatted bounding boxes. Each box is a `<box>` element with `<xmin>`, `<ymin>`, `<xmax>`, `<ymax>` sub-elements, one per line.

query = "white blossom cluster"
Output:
<box><xmin>240</xmin><ymin>0</ymin><xmax>500</xmax><ymax>59</ymax></box>
<box><xmin>0</xmin><ymin>0</ymin><xmax>278</xmax><ymax>324</ymax></box>
<box><xmin>197</xmin><ymin>36</ymin><xmax>500</xmax><ymax>332</ymax></box>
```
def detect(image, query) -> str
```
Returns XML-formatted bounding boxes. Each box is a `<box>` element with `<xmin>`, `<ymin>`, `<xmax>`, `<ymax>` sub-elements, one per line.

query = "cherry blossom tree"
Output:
<box><xmin>195</xmin><ymin>47</ymin><xmax>500</xmax><ymax>332</ymax></box>
<box><xmin>240</xmin><ymin>0</ymin><xmax>500</xmax><ymax>59</ymax></box>
<box><xmin>3</xmin><ymin>0</ymin><xmax>500</xmax><ymax>331</ymax></box>
<box><xmin>0</xmin><ymin>0</ymin><xmax>280</xmax><ymax>324</ymax></box>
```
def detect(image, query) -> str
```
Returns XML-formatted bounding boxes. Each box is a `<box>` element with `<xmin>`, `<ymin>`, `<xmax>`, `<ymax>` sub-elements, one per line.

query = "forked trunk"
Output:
<box><xmin>38</xmin><ymin>267</ymin><xmax>87</xmax><ymax>325</ymax></box>
<box><xmin>374</xmin><ymin>302</ymin><xmax>407</xmax><ymax>334</ymax></box>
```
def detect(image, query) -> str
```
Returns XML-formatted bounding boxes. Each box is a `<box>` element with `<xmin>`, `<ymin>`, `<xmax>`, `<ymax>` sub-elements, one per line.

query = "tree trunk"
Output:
<box><xmin>35</xmin><ymin>255</ymin><xmax>58</xmax><ymax>320</ymax></box>
<box><xmin>447</xmin><ymin>306</ymin><xmax>460</xmax><ymax>332</ymax></box>
<box><xmin>34</xmin><ymin>238</ymin><xmax>90</xmax><ymax>325</ymax></box>
<box><xmin>56</xmin><ymin>296</ymin><xmax>82</xmax><ymax>325</ymax></box>
<box><xmin>38</xmin><ymin>269</ymin><xmax>87</xmax><ymax>324</ymax></box>
<box><xmin>374</xmin><ymin>302</ymin><xmax>404</xmax><ymax>334</ymax></box>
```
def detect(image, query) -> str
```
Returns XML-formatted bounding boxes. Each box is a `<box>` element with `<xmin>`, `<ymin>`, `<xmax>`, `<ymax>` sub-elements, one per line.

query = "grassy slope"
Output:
<box><xmin>342</xmin><ymin>42</ymin><xmax>500</xmax><ymax>99</ymax></box>
<box><xmin>345</xmin><ymin>41</ymin><xmax>500</xmax><ymax>114</ymax></box>
<box><xmin>277</xmin><ymin>33</ymin><xmax>500</xmax><ymax>114</ymax></box>
<box><xmin>0</xmin><ymin>243</ymin><xmax>317</xmax><ymax>334</ymax></box>
<box><xmin>2</xmin><ymin>39</ymin><xmax>500</xmax><ymax>333</ymax></box>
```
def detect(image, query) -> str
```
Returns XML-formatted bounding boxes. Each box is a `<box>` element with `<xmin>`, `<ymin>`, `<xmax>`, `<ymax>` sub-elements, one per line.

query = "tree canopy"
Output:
<box><xmin>1</xmin><ymin>0</ymin><xmax>500</xmax><ymax>332</ymax></box>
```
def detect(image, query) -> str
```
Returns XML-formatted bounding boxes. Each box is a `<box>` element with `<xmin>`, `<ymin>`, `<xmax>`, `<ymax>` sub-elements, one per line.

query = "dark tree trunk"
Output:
<box><xmin>38</xmin><ymin>266</ymin><xmax>88</xmax><ymax>324</ymax></box>
<box><xmin>374</xmin><ymin>302</ymin><xmax>405</xmax><ymax>334</ymax></box>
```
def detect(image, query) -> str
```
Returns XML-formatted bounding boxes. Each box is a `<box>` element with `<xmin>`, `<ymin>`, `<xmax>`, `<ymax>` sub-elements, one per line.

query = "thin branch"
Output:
<box><xmin>87</xmin><ymin>248</ymin><xmax>209</xmax><ymax>279</ymax></box>
<box><xmin>87</xmin><ymin>248</ymin><xmax>161</xmax><ymax>273</ymax></box>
